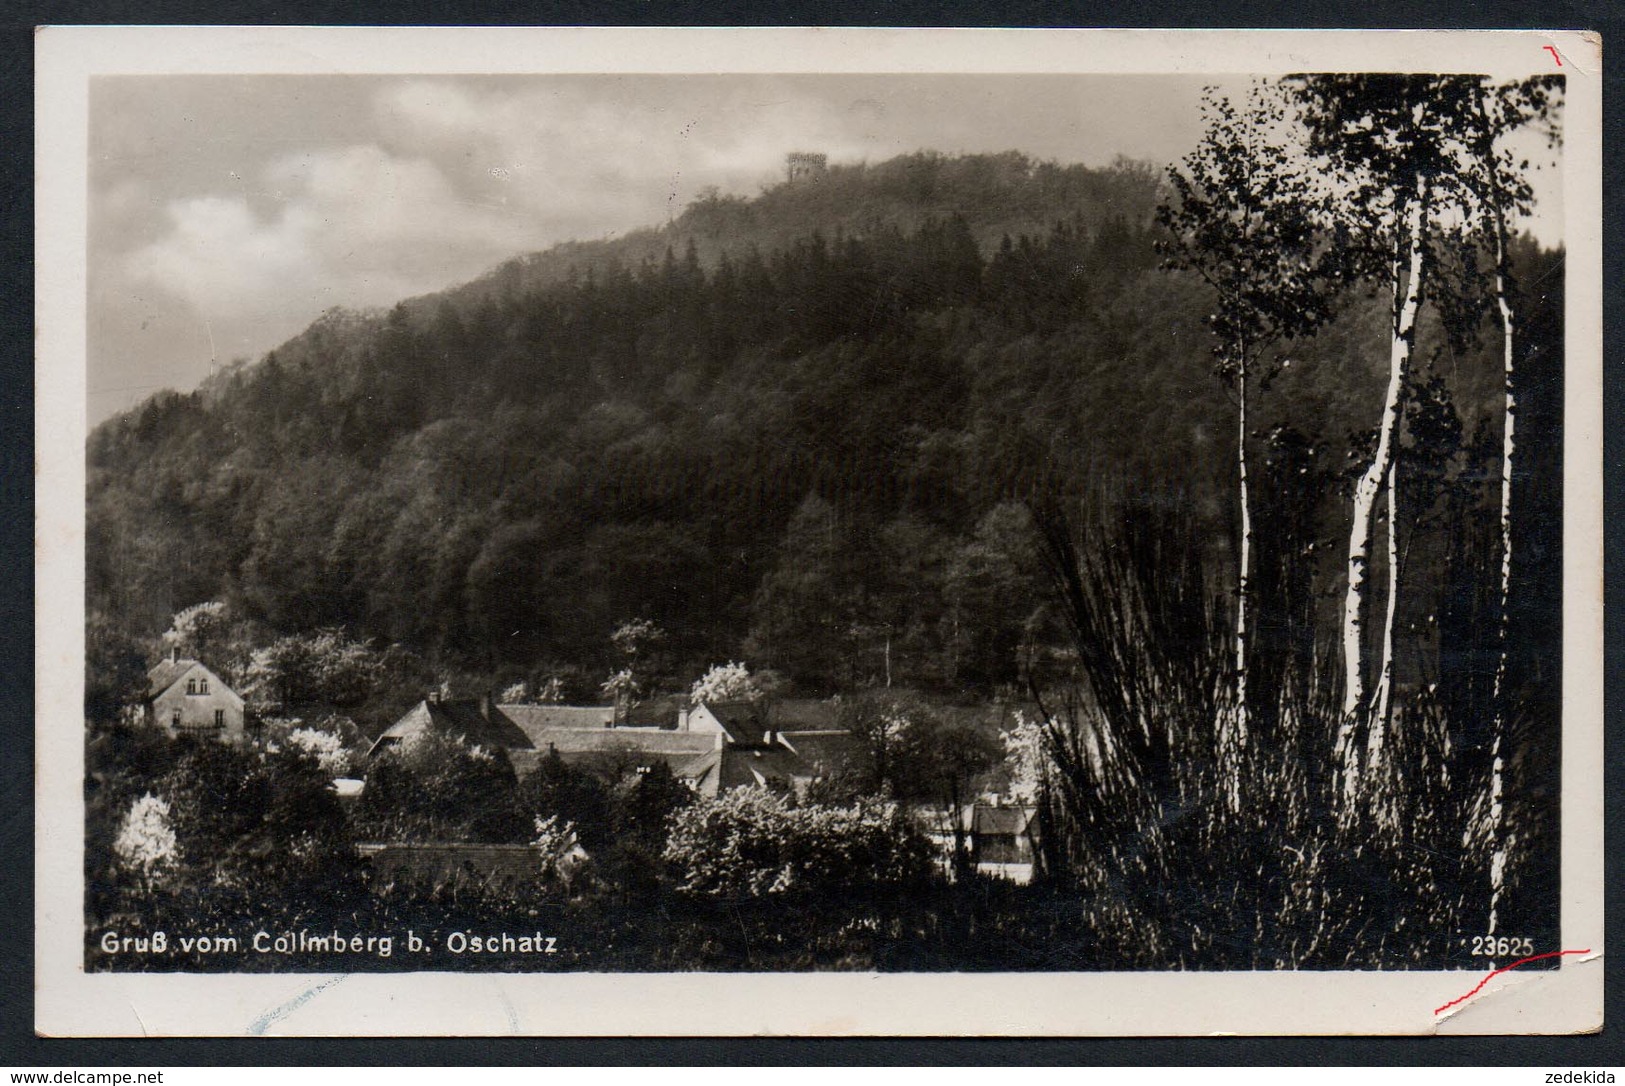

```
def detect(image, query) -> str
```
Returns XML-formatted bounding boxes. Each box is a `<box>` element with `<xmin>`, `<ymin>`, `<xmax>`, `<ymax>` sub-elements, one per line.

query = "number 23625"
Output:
<box><xmin>1470</xmin><ymin>935</ymin><xmax>1533</xmax><ymax>957</ymax></box>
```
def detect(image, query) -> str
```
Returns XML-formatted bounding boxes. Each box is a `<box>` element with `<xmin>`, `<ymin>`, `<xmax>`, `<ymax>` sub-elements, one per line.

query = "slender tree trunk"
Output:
<box><xmin>1335</xmin><ymin>178</ymin><xmax>1429</xmax><ymax>799</ymax></box>
<box><xmin>1373</xmin><ymin>464</ymin><xmax>1400</xmax><ymax>721</ymax></box>
<box><xmin>1218</xmin><ymin>346</ymin><xmax>1253</xmax><ymax>814</ymax></box>
<box><xmin>1483</xmin><ymin>108</ymin><xmax>1517</xmax><ymax>937</ymax></box>
<box><xmin>1368</xmin><ymin>461</ymin><xmax>1401</xmax><ymax>824</ymax></box>
<box><xmin>1235</xmin><ymin>346</ymin><xmax>1252</xmax><ymax>742</ymax></box>
<box><xmin>1369</xmin><ymin>242</ymin><xmax>1408</xmax><ymax>810</ymax></box>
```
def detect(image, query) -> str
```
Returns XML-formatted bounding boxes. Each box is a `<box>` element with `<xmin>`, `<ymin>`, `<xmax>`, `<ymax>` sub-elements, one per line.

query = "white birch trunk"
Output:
<box><xmin>1370</xmin><ymin>462</ymin><xmax>1400</xmax><ymax>755</ymax></box>
<box><xmin>1367</xmin><ymin>461</ymin><xmax>1401</xmax><ymax>829</ymax></box>
<box><xmin>1486</xmin><ymin>127</ymin><xmax>1517</xmax><ymax>937</ymax></box>
<box><xmin>1335</xmin><ymin>178</ymin><xmax>1428</xmax><ymax>800</ymax></box>
<box><xmin>1235</xmin><ymin>348</ymin><xmax>1251</xmax><ymax>742</ymax></box>
<box><xmin>1221</xmin><ymin>348</ymin><xmax>1252</xmax><ymax>814</ymax></box>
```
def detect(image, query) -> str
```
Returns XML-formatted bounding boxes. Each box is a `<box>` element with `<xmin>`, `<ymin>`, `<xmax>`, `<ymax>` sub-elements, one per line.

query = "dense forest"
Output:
<box><xmin>86</xmin><ymin>147</ymin><xmax>1558</xmax><ymax>728</ymax></box>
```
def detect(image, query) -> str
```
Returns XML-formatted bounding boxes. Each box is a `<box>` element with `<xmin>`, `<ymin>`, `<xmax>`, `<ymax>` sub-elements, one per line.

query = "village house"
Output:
<box><xmin>673</xmin><ymin>700</ymin><xmax>856</xmax><ymax>797</ymax></box>
<box><xmin>918</xmin><ymin>801</ymin><xmax>1040</xmax><ymax>883</ymax></box>
<box><xmin>145</xmin><ymin>652</ymin><xmax>245</xmax><ymax>742</ymax></box>
<box><xmin>969</xmin><ymin>803</ymin><xmax>1039</xmax><ymax>883</ymax></box>
<box><xmin>372</xmin><ymin>688</ymin><xmax>859</xmax><ymax>798</ymax></box>
<box><xmin>367</xmin><ymin>691</ymin><xmax>534</xmax><ymax>756</ymax></box>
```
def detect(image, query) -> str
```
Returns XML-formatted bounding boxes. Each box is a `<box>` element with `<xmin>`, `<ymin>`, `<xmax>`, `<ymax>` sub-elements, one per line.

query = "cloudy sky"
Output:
<box><xmin>87</xmin><ymin>74</ymin><xmax>1560</xmax><ymax>423</ymax></box>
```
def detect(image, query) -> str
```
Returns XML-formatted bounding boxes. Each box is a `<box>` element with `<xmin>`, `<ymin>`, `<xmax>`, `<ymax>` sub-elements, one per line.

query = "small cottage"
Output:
<box><xmin>145</xmin><ymin>653</ymin><xmax>245</xmax><ymax>742</ymax></box>
<box><xmin>368</xmin><ymin>692</ymin><xmax>535</xmax><ymax>756</ymax></box>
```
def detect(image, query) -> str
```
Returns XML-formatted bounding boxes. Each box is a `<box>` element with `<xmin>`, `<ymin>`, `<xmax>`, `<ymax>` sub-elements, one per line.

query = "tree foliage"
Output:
<box><xmin>663</xmin><ymin>787</ymin><xmax>933</xmax><ymax>899</ymax></box>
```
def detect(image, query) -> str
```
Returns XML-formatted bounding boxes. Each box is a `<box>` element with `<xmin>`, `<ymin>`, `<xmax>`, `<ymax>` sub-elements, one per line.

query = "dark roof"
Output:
<box><xmin>776</xmin><ymin>729</ymin><xmax>859</xmax><ymax>773</ymax></box>
<box><xmin>700</xmin><ymin>700</ymin><xmax>771</xmax><ymax>745</ymax></box>
<box><xmin>370</xmin><ymin>699</ymin><xmax>535</xmax><ymax>754</ymax></box>
<box><xmin>971</xmin><ymin>805</ymin><xmax>1037</xmax><ymax>837</ymax></box>
<box><xmin>677</xmin><ymin>746</ymin><xmax>817</xmax><ymax>794</ymax></box>
<box><xmin>500</xmin><ymin>704</ymin><xmax>615</xmax><ymax>744</ymax></box>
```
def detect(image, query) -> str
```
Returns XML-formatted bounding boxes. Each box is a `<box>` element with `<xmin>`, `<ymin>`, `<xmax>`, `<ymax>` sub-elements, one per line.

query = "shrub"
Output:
<box><xmin>355</xmin><ymin>730</ymin><xmax>530</xmax><ymax>843</ymax></box>
<box><xmin>664</xmin><ymin>787</ymin><xmax>934</xmax><ymax>899</ymax></box>
<box><xmin>516</xmin><ymin>750</ymin><xmax>613</xmax><ymax>851</ymax></box>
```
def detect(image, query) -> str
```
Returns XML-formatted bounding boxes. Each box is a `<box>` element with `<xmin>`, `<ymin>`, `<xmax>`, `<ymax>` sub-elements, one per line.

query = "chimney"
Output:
<box><xmin>677</xmin><ymin>708</ymin><xmax>689</xmax><ymax>732</ymax></box>
<box><xmin>427</xmin><ymin>688</ymin><xmax>440</xmax><ymax>705</ymax></box>
<box><xmin>479</xmin><ymin>692</ymin><xmax>493</xmax><ymax>721</ymax></box>
<box><xmin>169</xmin><ymin>645</ymin><xmax>179</xmax><ymax>664</ymax></box>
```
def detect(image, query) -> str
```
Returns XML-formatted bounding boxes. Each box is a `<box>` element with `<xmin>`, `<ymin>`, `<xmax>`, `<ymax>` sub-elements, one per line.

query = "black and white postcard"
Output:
<box><xmin>34</xmin><ymin>26</ymin><xmax>1604</xmax><ymax>1036</ymax></box>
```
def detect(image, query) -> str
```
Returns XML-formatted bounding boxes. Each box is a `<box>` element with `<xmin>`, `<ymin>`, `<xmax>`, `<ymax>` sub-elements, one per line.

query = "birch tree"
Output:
<box><xmin>1157</xmin><ymin>84</ymin><xmax>1331</xmax><ymax>754</ymax></box>
<box><xmin>1460</xmin><ymin>75</ymin><xmax>1562</xmax><ymax>933</ymax></box>
<box><xmin>1291</xmin><ymin>75</ymin><xmax>1479</xmax><ymax>803</ymax></box>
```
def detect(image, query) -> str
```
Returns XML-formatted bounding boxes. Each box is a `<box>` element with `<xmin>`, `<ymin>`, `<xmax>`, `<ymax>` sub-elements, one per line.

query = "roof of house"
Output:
<box><xmin>370</xmin><ymin>699</ymin><xmax>535</xmax><ymax>754</ymax></box>
<box><xmin>145</xmin><ymin>657</ymin><xmax>242</xmax><ymax>704</ymax></box>
<box><xmin>622</xmin><ymin>694</ymin><xmax>688</xmax><ymax>729</ymax></box>
<box><xmin>146</xmin><ymin>658</ymin><xmax>192</xmax><ymax>699</ymax></box>
<box><xmin>500</xmin><ymin>704</ymin><xmax>616</xmax><ymax>744</ymax></box>
<box><xmin>522</xmin><ymin>727</ymin><xmax>716</xmax><ymax>758</ymax></box>
<box><xmin>677</xmin><ymin>745</ymin><xmax>818</xmax><ymax>794</ymax></box>
<box><xmin>699</xmin><ymin>700</ymin><xmax>772</xmax><ymax>745</ymax></box>
<box><xmin>776</xmin><ymin>729</ymin><xmax>860</xmax><ymax>773</ymax></box>
<box><xmin>971</xmin><ymin>805</ymin><xmax>1037</xmax><ymax>837</ymax></box>
<box><xmin>509</xmin><ymin>726</ymin><xmax>715</xmax><ymax>778</ymax></box>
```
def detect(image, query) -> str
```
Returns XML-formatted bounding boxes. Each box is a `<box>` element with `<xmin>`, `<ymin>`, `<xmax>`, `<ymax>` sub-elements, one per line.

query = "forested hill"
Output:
<box><xmin>433</xmin><ymin>152</ymin><xmax>1166</xmax><ymax>314</ymax></box>
<box><xmin>87</xmin><ymin>150</ymin><xmax>1557</xmax><ymax>711</ymax></box>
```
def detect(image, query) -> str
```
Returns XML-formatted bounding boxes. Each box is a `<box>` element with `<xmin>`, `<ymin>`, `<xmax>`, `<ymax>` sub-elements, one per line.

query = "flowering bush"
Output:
<box><xmin>241</xmin><ymin>628</ymin><xmax>385</xmax><ymax>714</ymax></box>
<box><xmin>600</xmin><ymin>668</ymin><xmax>639</xmax><ymax>703</ymax></box>
<box><xmin>663</xmin><ymin>787</ymin><xmax>934</xmax><ymax>898</ymax></box>
<box><xmin>113</xmin><ymin>793</ymin><xmax>178</xmax><ymax>885</ymax></box>
<box><xmin>286</xmin><ymin>727</ymin><xmax>353</xmax><ymax>776</ymax></box>
<box><xmin>531</xmin><ymin>815</ymin><xmax>588</xmax><ymax>883</ymax></box>
<box><xmin>501</xmin><ymin>677</ymin><xmax>568</xmax><ymax>705</ymax></box>
<box><xmin>1002</xmin><ymin>711</ymin><xmax>1046</xmax><ymax>804</ymax></box>
<box><xmin>689</xmin><ymin>661</ymin><xmax>763</xmax><ymax>706</ymax></box>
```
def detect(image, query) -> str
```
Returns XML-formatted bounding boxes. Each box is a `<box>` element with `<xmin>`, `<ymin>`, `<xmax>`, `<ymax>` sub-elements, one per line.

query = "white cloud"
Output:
<box><xmin>125</xmin><ymin>142</ymin><xmax>537</xmax><ymax>331</ymax></box>
<box><xmin>370</xmin><ymin>79</ymin><xmax>872</xmax><ymax>233</ymax></box>
<box><xmin>117</xmin><ymin>77</ymin><xmax>948</xmax><ymax>362</ymax></box>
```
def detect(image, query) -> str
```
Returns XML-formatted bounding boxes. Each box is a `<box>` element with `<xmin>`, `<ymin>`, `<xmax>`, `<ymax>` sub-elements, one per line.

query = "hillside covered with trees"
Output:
<box><xmin>87</xmin><ymin>146</ymin><xmax>1557</xmax><ymax>723</ymax></box>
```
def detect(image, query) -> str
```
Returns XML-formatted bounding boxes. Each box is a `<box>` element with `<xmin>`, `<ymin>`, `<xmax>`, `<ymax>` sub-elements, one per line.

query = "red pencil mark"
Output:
<box><xmin>1434</xmin><ymin>948</ymin><xmax>1591</xmax><ymax>1016</ymax></box>
<box><xmin>1543</xmin><ymin>45</ymin><xmax>1563</xmax><ymax>66</ymax></box>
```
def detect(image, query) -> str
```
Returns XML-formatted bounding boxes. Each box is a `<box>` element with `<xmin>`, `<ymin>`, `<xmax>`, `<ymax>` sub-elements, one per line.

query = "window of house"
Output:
<box><xmin>186</xmin><ymin>679</ymin><xmax>196</xmax><ymax>695</ymax></box>
<box><xmin>214</xmin><ymin>709</ymin><xmax>225</xmax><ymax>729</ymax></box>
<box><xmin>172</xmin><ymin>709</ymin><xmax>181</xmax><ymax>729</ymax></box>
<box><xmin>200</xmin><ymin>678</ymin><xmax>209</xmax><ymax>694</ymax></box>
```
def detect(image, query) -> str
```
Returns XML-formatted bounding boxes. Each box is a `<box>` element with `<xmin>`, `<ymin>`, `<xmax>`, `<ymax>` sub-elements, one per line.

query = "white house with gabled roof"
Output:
<box><xmin>145</xmin><ymin>652</ymin><xmax>245</xmax><ymax>742</ymax></box>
